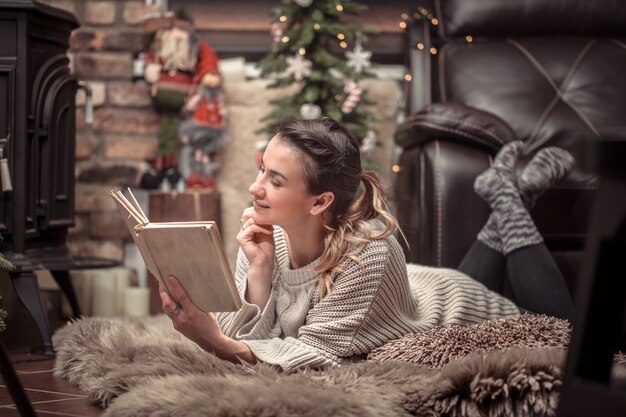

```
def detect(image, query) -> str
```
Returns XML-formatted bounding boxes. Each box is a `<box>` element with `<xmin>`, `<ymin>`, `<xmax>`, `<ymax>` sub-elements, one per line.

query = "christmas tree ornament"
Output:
<box><xmin>295</xmin><ymin>0</ymin><xmax>314</xmax><ymax>7</ymax></box>
<box><xmin>271</xmin><ymin>22</ymin><xmax>283</xmax><ymax>43</ymax></box>
<box><xmin>345</xmin><ymin>32</ymin><xmax>372</xmax><ymax>73</ymax></box>
<box><xmin>360</xmin><ymin>129</ymin><xmax>378</xmax><ymax>159</ymax></box>
<box><xmin>341</xmin><ymin>79</ymin><xmax>362</xmax><ymax>113</ymax></box>
<box><xmin>285</xmin><ymin>54</ymin><xmax>313</xmax><ymax>81</ymax></box>
<box><xmin>300</xmin><ymin>103</ymin><xmax>322</xmax><ymax>120</ymax></box>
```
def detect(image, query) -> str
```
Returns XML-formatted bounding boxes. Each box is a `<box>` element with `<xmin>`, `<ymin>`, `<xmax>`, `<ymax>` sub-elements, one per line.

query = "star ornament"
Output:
<box><xmin>285</xmin><ymin>54</ymin><xmax>313</xmax><ymax>81</ymax></box>
<box><xmin>346</xmin><ymin>43</ymin><xmax>372</xmax><ymax>73</ymax></box>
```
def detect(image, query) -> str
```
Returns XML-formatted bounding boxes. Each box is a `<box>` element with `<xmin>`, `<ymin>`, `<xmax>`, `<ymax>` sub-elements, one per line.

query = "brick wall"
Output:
<box><xmin>40</xmin><ymin>0</ymin><xmax>162</xmax><ymax>262</ymax></box>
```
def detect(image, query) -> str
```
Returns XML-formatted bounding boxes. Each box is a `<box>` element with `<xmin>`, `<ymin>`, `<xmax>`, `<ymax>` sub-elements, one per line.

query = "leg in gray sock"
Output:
<box><xmin>519</xmin><ymin>147</ymin><xmax>575</xmax><ymax>207</ymax></box>
<box><xmin>474</xmin><ymin>141</ymin><xmax>524</xmax><ymax>253</ymax></box>
<box><xmin>460</xmin><ymin>141</ymin><xmax>523</xmax><ymax>289</ymax></box>
<box><xmin>474</xmin><ymin>145</ymin><xmax>575</xmax><ymax>317</ymax></box>
<box><xmin>474</xmin><ymin>148</ymin><xmax>543</xmax><ymax>255</ymax></box>
<box><xmin>465</xmin><ymin>144</ymin><xmax>576</xmax><ymax>317</ymax></box>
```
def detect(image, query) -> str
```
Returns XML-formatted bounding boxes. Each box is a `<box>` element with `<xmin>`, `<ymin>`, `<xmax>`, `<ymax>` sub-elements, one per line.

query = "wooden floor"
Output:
<box><xmin>0</xmin><ymin>350</ymin><xmax>103</xmax><ymax>417</ymax></box>
<box><xmin>0</xmin><ymin>271</ymin><xmax>104</xmax><ymax>415</ymax></box>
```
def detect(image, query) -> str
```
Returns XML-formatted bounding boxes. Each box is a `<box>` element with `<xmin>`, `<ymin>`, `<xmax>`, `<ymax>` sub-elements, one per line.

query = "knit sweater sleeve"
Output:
<box><xmin>216</xmin><ymin>248</ymin><xmax>280</xmax><ymax>340</ymax></box>
<box><xmin>240</xmin><ymin>238</ymin><xmax>393</xmax><ymax>373</ymax></box>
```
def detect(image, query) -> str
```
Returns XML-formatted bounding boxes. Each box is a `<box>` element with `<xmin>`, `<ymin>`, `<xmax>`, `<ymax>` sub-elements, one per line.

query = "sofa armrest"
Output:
<box><xmin>396</xmin><ymin>139</ymin><xmax>493</xmax><ymax>267</ymax></box>
<box><xmin>395</xmin><ymin>102</ymin><xmax>517</xmax><ymax>153</ymax></box>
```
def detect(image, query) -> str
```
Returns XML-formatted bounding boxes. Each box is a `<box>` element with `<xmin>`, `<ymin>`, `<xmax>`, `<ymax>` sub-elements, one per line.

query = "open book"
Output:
<box><xmin>110</xmin><ymin>189</ymin><xmax>242</xmax><ymax>313</ymax></box>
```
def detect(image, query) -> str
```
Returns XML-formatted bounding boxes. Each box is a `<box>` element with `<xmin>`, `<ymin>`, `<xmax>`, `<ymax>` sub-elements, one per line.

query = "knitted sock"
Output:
<box><xmin>475</xmin><ymin>145</ymin><xmax>575</xmax><ymax>253</ymax></box>
<box><xmin>518</xmin><ymin>147</ymin><xmax>575</xmax><ymax>207</ymax></box>
<box><xmin>474</xmin><ymin>141</ymin><xmax>543</xmax><ymax>255</ymax></box>
<box><xmin>475</xmin><ymin>141</ymin><xmax>523</xmax><ymax>253</ymax></box>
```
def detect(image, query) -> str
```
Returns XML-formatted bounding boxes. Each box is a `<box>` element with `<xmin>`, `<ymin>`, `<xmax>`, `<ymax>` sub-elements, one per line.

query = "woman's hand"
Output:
<box><xmin>159</xmin><ymin>276</ymin><xmax>256</xmax><ymax>364</ymax></box>
<box><xmin>236</xmin><ymin>208</ymin><xmax>275</xmax><ymax>309</ymax></box>
<box><xmin>236</xmin><ymin>207</ymin><xmax>275</xmax><ymax>269</ymax></box>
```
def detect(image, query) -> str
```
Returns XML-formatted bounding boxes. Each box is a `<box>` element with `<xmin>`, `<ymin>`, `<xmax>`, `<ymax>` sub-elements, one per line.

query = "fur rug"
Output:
<box><xmin>368</xmin><ymin>314</ymin><xmax>572</xmax><ymax>368</ymax></box>
<box><xmin>53</xmin><ymin>315</ymin><xmax>625</xmax><ymax>417</ymax></box>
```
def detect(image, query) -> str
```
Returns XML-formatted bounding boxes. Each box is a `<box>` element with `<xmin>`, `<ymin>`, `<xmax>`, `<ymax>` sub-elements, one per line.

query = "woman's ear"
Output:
<box><xmin>310</xmin><ymin>192</ymin><xmax>334</xmax><ymax>215</ymax></box>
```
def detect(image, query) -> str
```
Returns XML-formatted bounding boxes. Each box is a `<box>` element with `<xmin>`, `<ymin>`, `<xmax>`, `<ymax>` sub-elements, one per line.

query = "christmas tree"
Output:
<box><xmin>257</xmin><ymin>0</ymin><xmax>379</xmax><ymax>144</ymax></box>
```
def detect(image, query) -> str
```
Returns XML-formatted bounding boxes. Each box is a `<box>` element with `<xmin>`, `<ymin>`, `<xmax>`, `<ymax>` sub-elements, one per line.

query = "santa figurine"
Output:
<box><xmin>178</xmin><ymin>70</ymin><xmax>226</xmax><ymax>189</ymax></box>
<box><xmin>140</xmin><ymin>13</ymin><xmax>223</xmax><ymax>190</ymax></box>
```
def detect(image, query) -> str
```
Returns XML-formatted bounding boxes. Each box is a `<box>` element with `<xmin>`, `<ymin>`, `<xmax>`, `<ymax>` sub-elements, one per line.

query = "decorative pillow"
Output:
<box><xmin>394</xmin><ymin>101</ymin><xmax>517</xmax><ymax>152</ymax></box>
<box><xmin>368</xmin><ymin>314</ymin><xmax>571</xmax><ymax>369</ymax></box>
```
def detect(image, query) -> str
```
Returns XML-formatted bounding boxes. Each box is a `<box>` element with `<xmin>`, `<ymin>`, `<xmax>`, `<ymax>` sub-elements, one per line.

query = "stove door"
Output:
<box><xmin>32</xmin><ymin>55</ymin><xmax>77</xmax><ymax>233</ymax></box>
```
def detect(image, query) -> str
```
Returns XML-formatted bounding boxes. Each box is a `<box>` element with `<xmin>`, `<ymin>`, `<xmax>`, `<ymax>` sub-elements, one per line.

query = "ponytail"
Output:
<box><xmin>314</xmin><ymin>171</ymin><xmax>400</xmax><ymax>298</ymax></box>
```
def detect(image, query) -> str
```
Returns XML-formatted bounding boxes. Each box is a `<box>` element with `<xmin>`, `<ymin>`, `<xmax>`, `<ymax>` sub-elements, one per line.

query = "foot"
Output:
<box><xmin>474</xmin><ymin>141</ymin><xmax>542</xmax><ymax>255</ymax></box>
<box><xmin>474</xmin><ymin>141</ymin><xmax>524</xmax><ymax>253</ymax></box>
<box><xmin>518</xmin><ymin>147</ymin><xmax>575</xmax><ymax>207</ymax></box>
<box><xmin>474</xmin><ymin>141</ymin><xmax>523</xmax><ymax>209</ymax></box>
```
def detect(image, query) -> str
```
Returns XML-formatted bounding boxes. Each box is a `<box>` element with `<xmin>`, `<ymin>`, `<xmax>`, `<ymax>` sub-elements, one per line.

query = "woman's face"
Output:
<box><xmin>248</xmin><ymin>137</ymin><xmax>318</xmax><ymax>227</ymax></box>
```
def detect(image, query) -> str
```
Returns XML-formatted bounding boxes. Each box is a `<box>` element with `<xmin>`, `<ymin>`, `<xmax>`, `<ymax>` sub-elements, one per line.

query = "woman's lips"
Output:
<box><xmin>254</xmin><ymin>200</ymin><xmax>270</xmax><ymax>209</ymax></box>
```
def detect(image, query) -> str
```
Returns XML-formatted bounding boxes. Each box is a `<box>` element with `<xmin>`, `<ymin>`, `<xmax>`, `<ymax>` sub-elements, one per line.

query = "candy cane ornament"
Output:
<box><xmin>341</xmin><ymin>80</ymin><xmax>362</xmax><ymax>114</ymax></box>
<box><xmin>271</xmin><ymin>22</ymin><xmax>283</xmax><ymax>44</ymax></box>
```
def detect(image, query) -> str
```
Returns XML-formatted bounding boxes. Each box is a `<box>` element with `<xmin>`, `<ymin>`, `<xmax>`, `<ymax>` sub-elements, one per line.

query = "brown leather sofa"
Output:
<box><xmin>393</xmin><ymin>0</ymin><xmax>626</xmax><ymax>300</ymax></box>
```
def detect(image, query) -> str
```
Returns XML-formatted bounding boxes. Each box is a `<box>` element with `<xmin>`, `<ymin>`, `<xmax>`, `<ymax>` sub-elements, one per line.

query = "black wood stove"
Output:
<box><xmin>0</xmin><ymin>0</ymin><xmax>115</xmax><ymax>356</ymax></box>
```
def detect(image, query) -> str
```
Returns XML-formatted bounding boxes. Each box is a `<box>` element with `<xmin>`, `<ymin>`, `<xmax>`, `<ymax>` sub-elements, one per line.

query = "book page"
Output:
<box><xmin>111</xmin><ymin>191</ymin><xmax>145</xmax><ymax>226</ymax></box>
<box><xmin>109</xmin><ymin>191</ymin><xmax>160</xmax><ymax>279</ymax></box>
<box><xmin>126</xmin><ymin>188</ymin><xmax>149</xmax><ymax>224</ymax></box>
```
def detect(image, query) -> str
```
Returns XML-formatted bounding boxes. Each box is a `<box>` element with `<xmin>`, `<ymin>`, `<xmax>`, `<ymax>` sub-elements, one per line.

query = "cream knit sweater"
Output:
<box><xmin>217</xmin><ymin>220</ymin><xmax>520</xmax><ymax>373</ymax></box>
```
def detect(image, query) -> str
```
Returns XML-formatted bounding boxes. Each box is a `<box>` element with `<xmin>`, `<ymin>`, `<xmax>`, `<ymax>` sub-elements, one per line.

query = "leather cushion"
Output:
<box><xmin>436</xmin><ymin>0</ymin><xmax>626</xmax><ymax>37</ymax></box>
<box><xmin>438</xmin><ymin>38</ymin><xmax>625</xmax><ymax>184</ymax></box>
<box><xmin>395</xmin><ymin>102</ymin><xmax>517</xmax><ymax>153</ymax></box>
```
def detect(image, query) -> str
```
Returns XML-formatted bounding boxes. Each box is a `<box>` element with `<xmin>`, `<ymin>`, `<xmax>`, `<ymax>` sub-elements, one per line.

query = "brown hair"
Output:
<box><xmin>275</xmin><ymin>118</ymin><xmax>400</xmax><ymax>297</ymax></box>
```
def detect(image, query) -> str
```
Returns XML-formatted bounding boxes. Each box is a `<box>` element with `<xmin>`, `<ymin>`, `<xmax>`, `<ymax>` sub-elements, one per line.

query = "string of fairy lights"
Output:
<box><xmin>275</xmin><ymin>2</ymin><xmax>363</xmax><ymax>52</ymax></box>
<box><xmin>396</xmin><ymin>4</ymin><xmax>473</xmax><ymax>84</ymax></box>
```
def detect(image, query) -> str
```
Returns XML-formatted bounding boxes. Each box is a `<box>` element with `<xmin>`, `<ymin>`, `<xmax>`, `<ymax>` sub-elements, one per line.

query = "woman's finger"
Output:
<box><xmin>242</xmin><ymin>219</ymin><xmax>273</xmax><ymax>233</ymax></box>
<box><xmin>240</xmin><ymin>207</ymin><xmax>254</xmax><ymax>224</ymax></box>
<box><xmin>167</xmin><ymin>275</ymin><xmax>193</xmax><ymax>310</ymax></box>
<box><xmin>159</xmin><ymin>282</ymin><xmax>177</xmax><ymax>312</ymax></box>
<box><xmin>237</xmin><ymin>224</ymin><xmax>274</xmax><ymax>242</ymax></box>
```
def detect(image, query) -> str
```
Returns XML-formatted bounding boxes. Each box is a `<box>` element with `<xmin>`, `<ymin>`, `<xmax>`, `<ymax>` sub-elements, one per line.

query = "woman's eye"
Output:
<box><xmin>271</xmin><ymin>180</ymin><xmax>281</xmax><ymax>187</ymax></box>
<box><xmin>259</xmin><ymin>166</ymin><xmax>265</xmax><ymax>174</ymax></box>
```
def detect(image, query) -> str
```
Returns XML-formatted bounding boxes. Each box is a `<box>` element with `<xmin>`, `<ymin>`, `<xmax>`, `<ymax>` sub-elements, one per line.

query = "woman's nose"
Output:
<box><xmin>249</xmin><ymin>179</ymin><xmax>262</xmax><ymax>197</ymax></box>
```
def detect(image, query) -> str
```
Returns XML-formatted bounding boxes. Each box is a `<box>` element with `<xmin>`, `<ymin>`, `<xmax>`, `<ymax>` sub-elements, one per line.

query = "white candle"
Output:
<box><xmin>123</xmin><ymin>287</ymin><xmax>150</xmax><ymax>317</ymax></box>
<box><xmin>113</xmin><ymin>268</ymin><xmax>132</xmax><ymax>315</ymax></box>
<box><xmin>90</xmin><ymin>268</ymin><xmax>132</xmax><ymax>317</ymax></box>
<box><xmin>91</xmin><ymin>270</ymin><xmax>117</xmax><ymax>317</ymax></box>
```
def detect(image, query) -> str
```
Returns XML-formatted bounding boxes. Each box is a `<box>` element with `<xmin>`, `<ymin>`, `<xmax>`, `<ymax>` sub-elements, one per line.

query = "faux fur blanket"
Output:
<box><xmin>53</xmin><ymin>315</ymin><xmax>625</xmax><ymax>417</ymax></box>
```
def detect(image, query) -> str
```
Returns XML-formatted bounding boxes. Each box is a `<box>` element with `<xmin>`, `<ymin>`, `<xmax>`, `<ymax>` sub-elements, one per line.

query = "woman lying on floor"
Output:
<box><xmin>159</xmin><ymin>118</ymin><xmax>574</xmax><ymax>373</ymax></box>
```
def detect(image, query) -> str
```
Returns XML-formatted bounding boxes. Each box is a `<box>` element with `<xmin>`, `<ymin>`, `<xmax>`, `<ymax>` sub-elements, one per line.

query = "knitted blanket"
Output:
<box><xmin>53</xmin><ymin>314</ymin><xmax>626</xmax><ymax>417</ymax></box>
